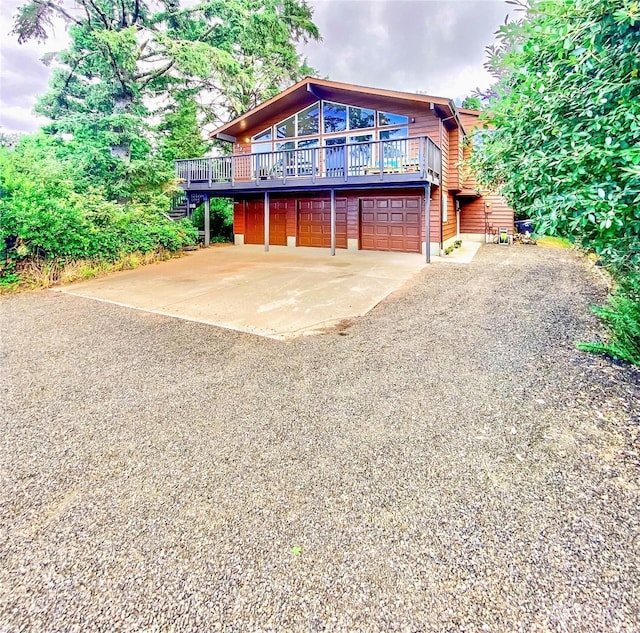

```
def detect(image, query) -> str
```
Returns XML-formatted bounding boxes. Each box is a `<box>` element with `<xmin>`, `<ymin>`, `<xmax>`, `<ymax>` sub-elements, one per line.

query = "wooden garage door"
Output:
<box><xmin>244</xmin><ymin>199</ymin><xmax>288</xmax><ymax>246</ymax></box>
<box><xmin>359</xmin><ymin>196</ymin><xmax>422</xmax><ymax>253</ymax></box>
<box><xmin>297</xmin><ymin>199</ymin><xmax>347</xmax><ymax>248</ymax></box>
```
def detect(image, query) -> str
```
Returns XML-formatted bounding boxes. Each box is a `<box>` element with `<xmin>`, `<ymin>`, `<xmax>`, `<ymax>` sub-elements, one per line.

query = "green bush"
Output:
<box><xmin>0</xmin><ymin>142</ymin><xmax>198</xmax><ymax>269</ymax></box>
<box><xmin>578</xmin><ymin>282</ymin><xmax>640</xmax><ymax>364</ymax></box>
<box><xmin>192</xmin><ymin>198</ymin><xmax>233</xmax><ymax>240</ymax></box>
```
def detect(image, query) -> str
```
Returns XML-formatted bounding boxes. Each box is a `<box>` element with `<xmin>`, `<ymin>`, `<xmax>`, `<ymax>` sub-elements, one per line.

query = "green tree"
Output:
<box><xmin>461</xmin><ymin>96</ymin><xmax>482</xmax><ymax>110</ymax></box>
<box><xmin>12</xmin><ymin>0</ymin><xmax>320</xmax><ymax>195</ymax></box>
<box><xmin>470</xmin><ymin>0</ymin><xmax>640</xmax><ymax>363</ymax></box>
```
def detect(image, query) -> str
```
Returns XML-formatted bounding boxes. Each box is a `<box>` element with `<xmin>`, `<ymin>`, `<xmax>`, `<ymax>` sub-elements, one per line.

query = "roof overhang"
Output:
<box><xmin>211</xmin><ymin>77</ymin><xmax>465</xmax><ymax>142</ymax></box>
<box><xmin>456</xmin><ymin>189</ymin><xmax>482</xmax><ymax>199</ymax></box>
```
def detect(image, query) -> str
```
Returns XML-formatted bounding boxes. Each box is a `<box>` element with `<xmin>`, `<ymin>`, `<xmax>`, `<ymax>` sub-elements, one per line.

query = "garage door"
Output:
<box><xmin>359</xmin><ymin>196</ymin><xmax>422</xmax><ymax>253</ymax></box>
<box><xmin>244</xmin><ymin>199</ymin><xmax>288</xmax><ymax>246</ymax></box>
<box><xmin>298</xmin><ymin>199</ymin><xmax>347</xmax><ymax>248</ymax></box>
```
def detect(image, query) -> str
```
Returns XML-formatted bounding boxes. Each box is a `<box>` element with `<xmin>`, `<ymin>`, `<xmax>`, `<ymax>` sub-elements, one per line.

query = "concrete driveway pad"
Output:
<box><xmin>56</xmin><ymin>245</ymin><xmax>426</xmax><ymax>338</ymax></box>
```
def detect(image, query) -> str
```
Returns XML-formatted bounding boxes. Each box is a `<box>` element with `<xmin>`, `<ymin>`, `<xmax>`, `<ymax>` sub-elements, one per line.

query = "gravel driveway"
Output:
<box><xmin>1</xmin><ymin>245</ymin><xmax>638</xmax><ymax>632</ymax></box>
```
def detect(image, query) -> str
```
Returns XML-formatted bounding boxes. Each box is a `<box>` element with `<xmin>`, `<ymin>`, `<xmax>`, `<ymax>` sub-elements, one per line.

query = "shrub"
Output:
<box><xmin>192</xmin><ymin>198</ymin><xmax>233</xmax><ymax>240</ymax></box>
<box><xmin>577</xmin><ymin>282</ymin><xmax>640</xmax><ymax>364</ymax></box>
<box><xmin>0</xmin><ymin>142</ymin><xmax>198</xmax><ymax>279</ymax></box>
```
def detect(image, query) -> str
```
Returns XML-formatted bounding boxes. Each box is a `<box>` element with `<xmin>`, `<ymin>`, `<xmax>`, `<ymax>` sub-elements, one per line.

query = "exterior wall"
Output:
<box><xmin>459</xmin><ymin>193</ymin><xmax>514</xmax><ymax>239</ymax></box>
<box><xmin>232</xmin><ymin>187</ymin><xmax>441</xmax><ymax>254</ymax></box>
<box><xmin>459</xmin><ymin>111</ymin><xmax>481</xmax><ymax>190</ymax></box>
<box><xmin>448</xmin><ymin>126</ymin><xmax>463</xmax><ymax>191</ymax></box>
<box><xmin>457</xmin><ymin>109</ymin><xmax>515</xmax><ymax>238</ymax></box>
<box><xmin>442</xmin><ymin>191</ymin><xmax>458</xmax><ymax>243</ymax></box>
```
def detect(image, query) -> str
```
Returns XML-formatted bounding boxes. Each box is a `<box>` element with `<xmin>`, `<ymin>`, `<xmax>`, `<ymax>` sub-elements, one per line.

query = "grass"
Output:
<box><xmin>536</xmin><ymin>235</ymin><xmax>572</xmax><ymax>249</ymax></box>
<box><xmin>0</xmin><ymin>248</ymin><xmax>182</xmax><ymax>294</ymax></box>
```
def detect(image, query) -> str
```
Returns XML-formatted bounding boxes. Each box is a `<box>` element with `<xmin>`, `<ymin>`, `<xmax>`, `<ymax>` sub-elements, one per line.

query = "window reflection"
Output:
<box><xmin>323</xmin><ymin>102</ymin><xmax>347</xmax><ymax>133</ymax></box>
<box><xmin>348</xmin><ymin>106</ymin><xmax>375</xmax><ymax>130</ymax></box>
<box><xmin>297</xmin><ymin>102</ymin><xmax>320</xmax><ymax>136</ymax></box>
<box><xmin>276</xmin><ymin>116</ymin><xmax>295</xmax><ymax>139</ymax></box>
<box><xmin>378</xmin><ymin>111</ymin><xmax>409</xmax><ymax>127</ymax></box>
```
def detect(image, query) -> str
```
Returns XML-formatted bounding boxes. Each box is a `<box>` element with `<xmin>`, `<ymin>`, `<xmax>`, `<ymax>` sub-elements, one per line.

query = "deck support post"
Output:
<box><xmin>330</xmin><ymin>188</ymin><xmax>336</xmax><ymax>257</ymax></box>
<box><xmin>204</xmin><ymin>194</ymin><xmax>210</xmax><ymax>247</ymax></box>
<box><xmin>424</xmin><ymin>184</ymin><xmax>431</xmax><ymax>264</ymax></box>
<box><xmin>264</xmin><ymin>191</ymin><xmax>269</xmax><ymax>253</ymax></box>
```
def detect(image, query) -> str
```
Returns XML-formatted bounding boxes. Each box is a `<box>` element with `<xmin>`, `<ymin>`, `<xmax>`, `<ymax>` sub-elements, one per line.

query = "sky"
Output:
<box><xmin>0</xmin><ymin>0</ymin><xmax>510</xmax><ymax>134</ymax></box>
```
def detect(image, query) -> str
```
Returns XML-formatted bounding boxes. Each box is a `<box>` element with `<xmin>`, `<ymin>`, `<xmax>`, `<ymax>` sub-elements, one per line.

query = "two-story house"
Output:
<box><xmin>176</xmin><ymin>78</ymin><xmax>513</xmax><ymax>260</ymax></box>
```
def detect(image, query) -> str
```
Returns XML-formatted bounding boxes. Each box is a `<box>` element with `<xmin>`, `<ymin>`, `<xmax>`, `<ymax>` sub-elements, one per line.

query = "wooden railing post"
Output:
<box><xmin>379</xmin><ymin>140</ymin><xmax>384</xmax><ymax>180</ymax></box>
<box><xmin>312</xmin><ymin>148</ymin><xmax>317</xmax><ymax>184</ymax></box>
<box><xmin>343</xmin><ymin>143</ymin><xmax>348</xmax><ymax>181</ymax></box>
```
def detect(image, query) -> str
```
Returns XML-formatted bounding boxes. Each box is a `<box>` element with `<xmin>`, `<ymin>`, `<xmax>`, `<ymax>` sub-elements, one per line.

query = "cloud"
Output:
<box><xmin>0</xmin><ymin>0</ymin><xmax>68</xmax><ymax>133</ymax></box>
<box><xmin>301</xmin><ymin>0</ymin><xmax>510</xmax><ymax>100</ymax></box>
<box><xmin>0</xmin><ymin>0</ymin><xmax>509</xmax><ymax>134</ymax></box>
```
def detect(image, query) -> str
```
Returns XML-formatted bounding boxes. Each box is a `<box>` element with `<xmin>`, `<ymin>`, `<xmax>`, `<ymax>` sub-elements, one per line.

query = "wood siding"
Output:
<box><xmin>448</xmin><ymin>126</ymin><xmax>463</xmax><ymax>191</ymax></box>
<box><xmin>460</xmin><ymin>193</ymin><xmax>513</xmax><ymax>236</ymax></box>
<box><xmin>459</xmin><ymin>111</ymin><xmax>482</xmax><ymax>190</ymax></box>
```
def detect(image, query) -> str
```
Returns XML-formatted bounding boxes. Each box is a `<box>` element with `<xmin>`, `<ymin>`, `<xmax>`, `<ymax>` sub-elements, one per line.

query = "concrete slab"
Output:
<box><xmin>55</xmin><ymin>245</ymin><xmax>428</xmax><ymax>339</ymax></box>
<box><xmin>432</xmin><ymin>241</ymin><xmax>481</xmax><ymax>264</ymax></box>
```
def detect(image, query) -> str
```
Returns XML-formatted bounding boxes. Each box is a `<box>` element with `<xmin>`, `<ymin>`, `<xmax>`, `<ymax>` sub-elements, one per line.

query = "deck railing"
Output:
<box><xmin>176</xmin><ymin>135</ymin><xmax>441</xmax><ymax>188</ymax></box>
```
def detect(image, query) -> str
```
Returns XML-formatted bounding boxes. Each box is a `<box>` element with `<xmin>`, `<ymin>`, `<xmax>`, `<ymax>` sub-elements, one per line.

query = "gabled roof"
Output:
<box><xmin>211</xmin><ymin>77</ymin><xmax>465</xmax><ymax>141</ymax></box>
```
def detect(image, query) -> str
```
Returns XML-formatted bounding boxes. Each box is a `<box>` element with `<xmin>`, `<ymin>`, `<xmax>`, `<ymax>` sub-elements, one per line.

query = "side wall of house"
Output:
<box><xmin>457</xmin><ymin>110</ymin><xmax>514</xmax><ymax>241</ymax></box>
<box><xmin>459</xmin><ymin>193</ymin><xmax>514</xmax><ymax>241</ymax></box>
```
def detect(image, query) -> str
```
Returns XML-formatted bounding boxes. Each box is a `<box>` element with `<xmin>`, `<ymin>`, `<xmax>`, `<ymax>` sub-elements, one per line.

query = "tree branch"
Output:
<box><xmin>85</xmin><ymin>0</ymin><xmax>110</xmax><ymax>30</ymax></box>
<box><xmin>138</xmin><ymin>60</ymin><xmax>174</xmax><ymax>88</ymax></box>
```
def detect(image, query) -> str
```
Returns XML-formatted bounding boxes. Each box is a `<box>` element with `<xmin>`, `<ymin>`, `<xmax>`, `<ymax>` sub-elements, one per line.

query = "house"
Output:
<box><xmin>176</xmin><ymin>78</ymin><xmax>513</xmax><ymax>259</ymax></box>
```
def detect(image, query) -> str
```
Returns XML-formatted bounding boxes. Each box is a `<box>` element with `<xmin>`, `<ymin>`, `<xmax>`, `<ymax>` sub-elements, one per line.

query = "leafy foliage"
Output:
<box><xmin>0</xmin><ymin>139</ymin><xmax>198</xmax><ymax>269</ymax></box>
<box><xmin>470</xmin><ymin>0</ymin><xmax>640</xmax><ymax>364</ymax></box>
<box><xmin>192</xmin><ymin>198</ymin><xmax>233</xmax><ymax>241</ymax></box>
<box><xmin>577</xmin><ymin>287</ymin><xmax>640</xmax><ymax>364</ymax></box>
<box><xmin>461</xmin><ymin>96</ymin><xmax>482</xmax><ymax>110</ymax></box>
<box><xmin>2</xmin><ymin>0</ymin><xmax>320</xmax><ymax>284</ymax></box>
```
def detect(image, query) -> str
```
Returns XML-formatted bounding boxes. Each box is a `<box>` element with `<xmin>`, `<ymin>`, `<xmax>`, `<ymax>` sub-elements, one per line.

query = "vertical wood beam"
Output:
<box><xmin>204</xmin><ymin>195</ymin><xmax>210</xmax><ymax>248</ymax></box>
<box><xmin>424</xmin><ymin>184</ymin><xmax>431</xmax><ymax>264</ymax></box>
<box><xmin>330</xmin><ymin>188</ymin><xmax>336</xmax><ymax>257</ymax></box>
<box><xmin>264</xmin><ymin>191</ymin><xmax>269</xmax><ymax>252</ymax></box>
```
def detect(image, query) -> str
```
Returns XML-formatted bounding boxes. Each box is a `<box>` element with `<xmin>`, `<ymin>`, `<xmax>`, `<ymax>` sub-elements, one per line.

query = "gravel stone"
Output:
<box><xmin>1</xmin><ymin>244</ymin><xmax>638</xmax><ymax>632</ymax></box>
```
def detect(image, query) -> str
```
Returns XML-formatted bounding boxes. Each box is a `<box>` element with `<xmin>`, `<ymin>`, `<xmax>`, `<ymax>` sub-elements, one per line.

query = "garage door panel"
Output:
<box><xmin>298</xmin><ymin>199</ymin><xmax>347</xmax><ymax>249</ymax></box>
<box><xmin>359</xmin><ymin>195</ymin><xmax>422</xmax><ymax>253</ymax></box>
<box><xmin>244</xmin><ymin>200</ymin><xmax>287</xmax><ymax>246</ymax></box>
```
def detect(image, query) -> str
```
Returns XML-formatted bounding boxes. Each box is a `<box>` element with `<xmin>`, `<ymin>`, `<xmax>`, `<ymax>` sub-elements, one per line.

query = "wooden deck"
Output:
<box><xmin>176</xmin><ymin>136</ymin><xmax>441</xmax><ymax>195</ymax></box>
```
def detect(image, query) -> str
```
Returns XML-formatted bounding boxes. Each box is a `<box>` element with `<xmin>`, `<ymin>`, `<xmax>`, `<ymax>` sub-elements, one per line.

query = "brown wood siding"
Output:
<box><xmin>448</xmin><ymin>126</ymin><xmax>462</xmax><ymax>191</ymax></box>
<box><xmin>442</xmin><ymin>191</ymin><xmax>458</xmax><ymax>242</ymax></box>
<box><xmin>460</xmin><ymin>112</ymin><xmax>482</xmax><ymax>190</ymax></box>
<box><xmin>233</xmin><ymin>201</ymin><xmax>245</xmax><ymax>235</ymax></box>
<box><xmin>460</xmin><ymin>193</ymin><xmax>514</xmax><ymax>236</ymax></box>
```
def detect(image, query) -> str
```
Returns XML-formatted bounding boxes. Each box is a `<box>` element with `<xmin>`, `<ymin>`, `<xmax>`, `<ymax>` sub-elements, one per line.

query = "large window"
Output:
<box><xmin>349</xmin><ymin>106</ymin><xmax>375</xmax><ymax>130</ymax></box>
<box><xmin>380</xmin><ymin>127</ymin><xmax>408</xmax><ymax>141</ymax></box>
<box><xmin>276</xmin><ymin>115</ymin><xmax>295</xmax><ymax>139</ymax></box>
<box><xmin>250</xmin><ymin>104</ymin><xmax>412</xmax><ymax>163</ymax></box>
<box><xmin>251</xmin><ymin>128</ymin><xmax>272</xmax><ymax>153</ymax></box>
